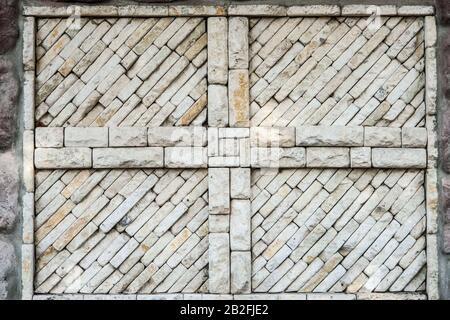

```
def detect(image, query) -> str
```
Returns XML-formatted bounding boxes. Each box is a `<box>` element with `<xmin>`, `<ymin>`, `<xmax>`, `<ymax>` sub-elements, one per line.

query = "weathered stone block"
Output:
<box><xmin>110</xmin><ymin>127</ymin><xmax>147</xmax><ymax>147</ymax></box>
<box><xmin>402</xmin><ymin>128</ymin><xmax>427</xmax><ymax>148</ymax></box>
<box><xmin>306</xmin><ymin>147</ymin><xmax>350</xmax><ymax>168</ymax></box>
<box><xmin>229</xmin><ymin>69</ymin><xmax>250</xmax><ymax>127</ymax></box>
<box><xmin>35</xmin><ymin>148</ymin><xmax>92</xmax><ymax>169</ymax></box>
<box><xmin>21</xmin><ymin>244</ymin><xmax>34</xmax><ymax>300</ymax></box>
<box><xmin>444</xmin><ymin>224</ymin><xmax>450</xmax><ymax>253</ymax></box>
<box><xmin>231</xmin><ymin>251</ymin><xmax>251</xmax><ymax>294</ymax></box>
<box><xmin>350</xmin><ymin>147</ymin><xmax>371</xmax><ymax>168</ymax></box>
<box><xmin>397</xmin><ymin>6</ymin><xmax>434</xmax><ymax>16</ymax></box>
<box><xmin>296</xmin><ymin>126</ymin><xmax>363</xmax><ymax>147</ymax></box>
<box><xmin>0</xmin><ymin>57</ymin><xmax>18</xmax><ymax>149</ymax></box>
<box><xmin>148</xmin><ymin>127</ymin><xmax>206</xmax><ymax>147</ymax></box>
<box><xmin>229</xmin><ymin>17</ymin><xmax>248</xmax><ymax>69</ymax></box>
<box><xmin>287</xmin><ymin>5</ymin><xmax>340</xmax><ymax>16</ymax></box>
<box><xmin>209</xmin><ymin>215</ymin><xmax>229</xmax><ymax>233</ymax></box>
<box><xmin>228</xmin><ymin>4</ymin><xmax>287</xmax><ymax>16</ymax></box>
<box><xmin>372</xmin><ymin>148</ymin><xmax>426</xmax><ymax>168</ymax></box>
<box><xmin>65</xmin><ymin>127</ymin><xmax>108</xmax><ymax>147</ymax></box>
<box><xmin>207</xmin><ymin>17</ymin><xmax>228</xmax><ymax>85</ymax></box>
<box><xmin>0</xmin><ymin>150</ymin><xmax>18</xmax><ymax>230</ymax></box>
<box><xmin>35</xmin><ymin>127</ymin><xmax>64</xmax><ymax>148</ymax></box>
<box><xmin>0</xmin><ymin>236</ymin><xmax>15</xmax><ymax>299</ymax></box>
<box><xmin>208</xmin><ymin>168</ymin><xmax>230</xmax><ymax>214</ymax></box>
<box><xmin>230</xmin><ymin>200</ymin><xmax>251</xmax><ymax>251</ymax></box>
<box><xmin>209</xmin><ymin>233</ymin><xmax>230</xmax><ymax>293</ymax></box>
<box><xmin>364</xmin><ymin>127</ymin><xmax>401</xmax><ymax>147</ymax></box>
<box><xmin>93</xmin><ymin>147</ymin><xmax>163</xmax><ymax>168</ymax></box>
<box><xmin>165</xmin><ymin>147</ymin><xmax>207</xmax><ymax>168</ymax></box>
<box><xmin>251</xmin><ymin>127</ymin><xmax>295</xmax><ymax>147</ymax></box>
<box><xmin>251</xmin><ymin>147</ymin><xmax>306</xmax><ymax>168</ymax></box>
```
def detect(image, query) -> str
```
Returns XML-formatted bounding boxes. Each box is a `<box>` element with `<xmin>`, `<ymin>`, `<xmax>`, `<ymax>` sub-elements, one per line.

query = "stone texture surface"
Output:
<box><xmin>0</xmin><ymin>236</ymin><xmax>15</xmax><ymax>299</ymax></box>
<box><xmin>35</xmin><ymin>148</ymin><xmax>92</xmax><ymax>169</ymax></box>
<box><xmin>0</xmin><ymin>57</ymin><xmax>18</xmax><ymax>149</ymax></box>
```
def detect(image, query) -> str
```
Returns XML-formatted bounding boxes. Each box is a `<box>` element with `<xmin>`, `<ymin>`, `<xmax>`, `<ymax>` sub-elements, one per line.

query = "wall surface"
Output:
<box><xmin>1</xmin><ymin>0</ymin><xmax>449</xmax><ymax>300</ymax></box>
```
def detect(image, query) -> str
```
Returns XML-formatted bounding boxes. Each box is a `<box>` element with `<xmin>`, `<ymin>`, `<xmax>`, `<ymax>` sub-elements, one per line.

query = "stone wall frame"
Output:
<box><xmin>21</xmin><ymin>3</ymin><xmax>440</xmax><ymax>300</ymax></box>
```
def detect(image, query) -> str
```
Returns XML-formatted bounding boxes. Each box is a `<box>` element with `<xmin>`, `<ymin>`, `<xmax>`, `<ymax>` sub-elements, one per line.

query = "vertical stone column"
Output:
<box><xmin>228</xmin><ymin>17</ymin><xmax>249</xmax><ymax>127</ymax></box>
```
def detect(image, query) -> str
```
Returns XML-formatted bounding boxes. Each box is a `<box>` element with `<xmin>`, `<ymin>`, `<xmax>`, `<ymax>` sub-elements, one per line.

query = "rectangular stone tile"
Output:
<box><xmin>209</xmin><ymin>233</ymin><xmax>230</xmax><ymax>293</ymax></box>
<box><xmin>35</xmin><ymin>148</ymin><xmax>92</xmax><ymax>169</ymax></box>
<box><xmin>230</xmin><ymin>200</ymin><xmax>251</xmax><ymax>251</ymax></box>
<box><xmin>372</xmin><ymin>148</ymin><xmax>426</xmax><ymax>168</ymax></box>
<box><xmin>209</xmin><ymin>168</ymin><xmax>230</xmax><ymax>214</ymax></box>
<box><xmin>110</xmin><ymin>127</ymin><xmax>148</xmax><ymax>147</ymax></box>
<box><xmin>165</xmin><ymin>147</ymin><xmax>207</xmax><ymax>168</ymax></box>
<box><xmin>306</xmin><ymin>147</ymin><xmax>350</xmax><ymax>168</ymax></box>
<box><xmin>148</xmin><ymin>127</ymin><xmax>207</xmax><ymax>147</ymax></box>
<box><xmin>65</xmin><ymin>127</ymin><xmax>108</xmax><ymax>148</ymax></box>
<box><xmin>93</xmin><ymin>148</ymin><xmax>163</xmax><ymax>168</ymax></box>
<box><xmin>296</xmin><ymin>126</ymin><xmax>363</xmax><ymax>147</ymax></box>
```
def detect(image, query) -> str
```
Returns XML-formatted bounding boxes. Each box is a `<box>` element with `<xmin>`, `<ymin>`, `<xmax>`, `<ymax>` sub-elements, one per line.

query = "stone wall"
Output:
<box><xmin>0</xmin><ymin>0</ymin><xmax>19</xmax><ymax>300</ymax></box>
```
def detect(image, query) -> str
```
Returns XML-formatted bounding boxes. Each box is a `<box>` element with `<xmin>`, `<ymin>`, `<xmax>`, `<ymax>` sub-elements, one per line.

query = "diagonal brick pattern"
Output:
<box><xmin>35</xmin><ymin>17</ymin><xmax>207</xmax><ymax>128</ymax></box>
<box><xmin>34</xmin><ymin>168</ymin><xmax>209</xmax><ymax>294</ymax></box>
<box><xmin>249</xmin><ymin>17</ymin><xmax>426</xmax><ymax>128</ymax></box>
<box><xmin>251</xmin><ymin>168</ymin><xmax>426</xmax><ymax>293</ymax></box>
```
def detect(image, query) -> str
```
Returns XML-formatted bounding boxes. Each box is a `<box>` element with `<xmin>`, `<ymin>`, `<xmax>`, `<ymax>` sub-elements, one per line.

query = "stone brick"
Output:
<box><xmin>296</xmin><ymin>126</ymin><xmax>363</xmax><ymax>147</ymax></box>
<box><xmin>230</xmin><ymin>200</ymin><xmax>251</xmax><ymax>251</ymax></box>
<box><xmin>35</xmin><ymin>148</ymin><xmax>92</xmax><ymax>169</ymax></box>
<box><xmin>0</xmin><ymin>150</ymin><xmax>18</xmax><ymax>231</ymax></box>
<box><xmin>209</xmin><ymin>233</ymin><xmax>230</xmax><ymax>293</ymax></box>
<box><xmin>209</xmin><ymin>168</ymin><xmax>230</xmax><ymax>214</ymax></box>
<box><xmin>165</xmin><ymin>147</ymin><xmax>207</xmax><ymax>168</ymax></box>
<box><xmin>65</xmin><ymin>127</ymin><xmax>108</xmax><ymax>147</ymax></box>
<box><xmin>148</xmin><ymin>127</ymin><xmax>206</xmax><ymax>147</ymax></box>
<box><xmin>364</xmin><ymin>127</ymin><xmax>401</xmax><ymax>147</ymax></box>
<box><xmin>350</xmin><ymin>147</ymin><xmax>371</xmax><ymax>168</ymax></box>
<box><xmin>208</xmin><ymin>85</ymin><xmax>228</xmax><ymax>127</ymax></box>
<box><xmin>0</xmin><ymin>236</ymin><xmax>15</xmax><ymax>299</ymax></box>
<box><xmin>231</xmin><ymin>251</ymin><xmax>251</xmax><ymax>294</ymax></box>
<box><xmin>230</xmin><ymin>168</ymin><xmax>250</xmax><ymax>199</ymax></box>
<box><xmin>109</xmin><ymin>127</ymin><xmax>147</xmax><ymax>147</ymax></box>
<box><xmin>306</xmin><ymin>147</ymin><xmax>350</xmax><ymax>168</ymax></box>
<box><xmin>229</xmin><ymin>69</ymin><xmax>250</xmax><ymax>127</ymax></box>
<box><xmin>251</xmin><ymin>127</ymin><xmax>295</xmax><ymax>147</ymax></box>
<box><xmin>0</xmin><ymin>57</ymin><xmax>18</xmax><ymax>149</ymax></box>
<box><xmin>0</xmin><ymin>0</ymin><xmax>18</xmax><ymax>54</ymax></box>
<box><xmin>372</xmin><ymin>148</ymin><xmax>426</xmax><ymax>168</ymax></box>
<box><xmin>251</xmin><ymin>147</ymin><xmax>306</xmax><ymax>168</ymax></box>
<box><xmin>207</xmin><ymin>17</ymin><xmax>228</xmax><ymax>85</ymax></box>
<box><xmin>402</xmin><ymin>128</ymin><xmax>427</xmax><ymax>148</ymax></box>
<box><xmin>229</xmin><ymin>17</ymin><xmax>249</xmax><ymax>69</ymax></box>
<box><xmin>35</xmin><ymin>127</ymin><xmax>64</xmax><ymax>148</ymax></box>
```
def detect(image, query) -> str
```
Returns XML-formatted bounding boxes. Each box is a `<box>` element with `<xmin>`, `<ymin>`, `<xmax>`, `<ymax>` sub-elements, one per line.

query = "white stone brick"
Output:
<box><xmin>93</xmin><ymin>147</ymin><xmax>163</xmax><ymax>168</ymax></box>
<box><xmin>148</xmin><ymin>127</ymin><xmax>207</xmax><ymax>147</ymax></box>
<box><xmin>209</xmin><ymin>168</ymin><xmax>230</xmax><ymax>214</ymax></box>
<box><xmin>109</xmin><ymin>127</ymin><xmax>147</xmax><ymax>147</ymax></box>
<box><xmin>372</xmin><ymin>148</ymin><xmax>426</xmax><ymax>168</ymax></box>
<box><xmin>65</xmin><ymin>127</ymin><xmax>108</xmax><ymax>147</ymax></box>
<box><xmin>21</xmin><ymin>244</ymin><xmax>34</xmax><ymax>300</ymax></box>
<box><xmin>209</xmin><ymin>214</ymin><xmax>229</xmax><ymax>233</ymax></box>
<box><xmin>35</xmin><ymin>127</ymin><xmax>64</xmax><ymax>148</ymax></box>
<box><xmin>425</xmin><ymin>47</ymin><xmax>437</xmax><ymax>115</ymax></box>
<box><xmin>397</xmin><ymin>6</ymin><xmax>434</xmax><ymax>15</ymax></box>
<box><xmin>230</xmin><ymin>168</ymin><xmax>251</xmax><ymax>199</ymax></box>
<box><xmin>251</xmin><ymin>148</ymin><xmax>306</xmax><ymax>168</ymax></box>
<box><xmin>230</xmin><ymin>200</ymin><xmax>251</xmax><ymax>251</ymax></box>
<box><xmin>306</xmin><ymin>147</ymin><xmax>350</xmax><ymax>168</ymax></box>
<box><xmin>22</xmin><ymin>192</ymin><xmax>34</xmax><ymax>244</ymax></box>
<box><xmin>209</xmin><ymin>233</ymin><xmax>230</xmax><ymax>293</ymax></box>
<box><xmin>342</xmin><ymin>5</ymin><xmax>396</xmax><ymax>16</ymax></box>
<box><xmin>296</xmin><ymin>126</ymin><xmax>363</xmax><ymax>147</ymax></box>
<box><xmin>208</xmin><ymin>17</ymin><xmax>228</xmax><ymax>84</ymax></box>
<box><xmin>364</xmin><ymin>127</ymin><xmax>401</xmax><ymax>147</ymax></box>
<box><xmin>229</xmin><ymin>69</ymin><xmax>250</xmax><ymax>127</ymax></box>
<box><xmin>165</xmin><ymin>147</ymin><xmax>207</xmax><ymax>168</ymax></box>
<box><xmin>35</xmin><ymin>148</ymin><xmax>92</xmax><ymax>169</ymax></box>
<box><xmin>229</xmin><ymin>17</ymin><xmax>249</xmax><ymax>69</ymax></box>
<box><xmin>228</xmin><ymin>5</ymin><xmax>287</xmax><ymax>16</ymax></box>
<box><xmin>23</xmin><ymin>71</ymin><xmax>35</xmax><ymax>130</ymax></box>
<box><xmin>23</xmin><ymin>17</ymin><xmax>35</xmax><ymax>71</ymax></box>
<box><xmin>251</xmin><ymin>127</ymin><xmax>295</xmax><ymax>147</ymax></box>
<box><xmin>23</xmin><ymin>130</ymin><xmax>34</xmax><ymax>192</ymax></box>
<box><xmin>351</xmin><ymin>147</ymin><xmax>371</xmax><ymax>168</ymax></box>
<box><xmin>402</xmin><ymin>127</ymin><xmax>427</xmax><ymax>148</ymax></box>
<box><xmin>231</xmin><ymin>251</ymin><xmax>251</xmax><ymax>294</ymax></box>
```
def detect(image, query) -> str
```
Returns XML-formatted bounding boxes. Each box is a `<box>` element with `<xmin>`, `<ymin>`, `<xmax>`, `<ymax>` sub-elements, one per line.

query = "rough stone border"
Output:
<box><xmin>31</xmin><ymin>292</ymin><xmax>427</xmax><ymax>300</ymax></box>
<box><xmin>22</xmin><ymin>4</ymin><xmax>435</xmax><ymax>17</ymax></box>
<box><xmin>21</xmin><ymin>6</ymin><xmax>440</xmax><ymax>300</ymax></box>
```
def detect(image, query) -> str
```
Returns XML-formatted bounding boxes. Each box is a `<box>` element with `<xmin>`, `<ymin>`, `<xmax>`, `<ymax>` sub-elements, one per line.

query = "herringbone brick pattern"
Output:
<box><xmin>249</xmin><ymin>17</ymin><xmax>425</xmax><ymax>128</ymax></box>
<box><xmin>34</xmin><ymin>168</ymin><xmax>209</xmax><ymax>294</ymax></box>
<box><xmin>35</xmin><ymin>17</ymin><xmax>207</xmax><ymax>128</ymax></box>
<box><xmin>251</xmin><ymin>168</ymin><xmax>426</xmax><ymax>293</ymax></box>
